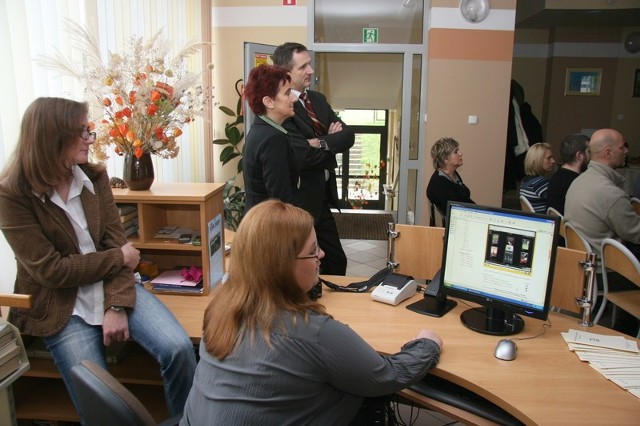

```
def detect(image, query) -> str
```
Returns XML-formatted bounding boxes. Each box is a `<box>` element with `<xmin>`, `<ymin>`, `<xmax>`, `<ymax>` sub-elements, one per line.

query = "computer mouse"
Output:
<box><xmin>494</xmin><ymin>339</ymin><xmax>517</xmax><ymax>361</ymax></box>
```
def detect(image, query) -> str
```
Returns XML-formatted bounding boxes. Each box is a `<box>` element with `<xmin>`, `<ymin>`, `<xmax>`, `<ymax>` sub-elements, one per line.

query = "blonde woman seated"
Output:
<box><xmin>427</xmin><ymin>137</ymin><xmax>474</xmax><ymax>215</ymax></box>
<box><xmin>519</xmin><ymin>142</ymin><xmax>556</xmax><ymax>214</ymax></box>
<box><xmin>180</xmin><ymin>200</ymin><xmax>442</xmax><ymax>425</ymax></box>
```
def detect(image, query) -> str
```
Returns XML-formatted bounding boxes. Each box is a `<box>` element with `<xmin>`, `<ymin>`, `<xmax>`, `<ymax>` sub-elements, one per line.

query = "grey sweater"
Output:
<box><xmin>180</xmin><ymin>311</ymin><xmax>440</xmax><ymax>425</ymax></box>
<box><xmin>565</xmin><ymin>161</ymin><xmax>640</xmax><ymax>257</ymax></box>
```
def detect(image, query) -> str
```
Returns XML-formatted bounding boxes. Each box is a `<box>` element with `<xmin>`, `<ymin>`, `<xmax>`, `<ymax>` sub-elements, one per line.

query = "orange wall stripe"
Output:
<box><xmin>430</xmin><ymin>29</ymin><xmax>514</xmax><ymax>61</ymax></box>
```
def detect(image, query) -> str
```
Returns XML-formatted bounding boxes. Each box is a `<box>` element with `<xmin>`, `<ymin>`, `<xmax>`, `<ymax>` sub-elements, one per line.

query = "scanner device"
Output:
<box><xmin>371</xmin><ymin>273</ymin><xmax>417</xmax><ymax>306</ymax></box>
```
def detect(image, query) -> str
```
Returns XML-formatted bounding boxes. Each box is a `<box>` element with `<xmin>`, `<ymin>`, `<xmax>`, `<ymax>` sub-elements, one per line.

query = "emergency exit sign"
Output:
<box><xmin>283</xmin><ymin>0</ymin><xmax>296</xmax><ymax>5</ymax></box>
<box><xmin>363</xmin><ymin>28</ymin><xmax>379</xmax><ymax>43</ymax></box>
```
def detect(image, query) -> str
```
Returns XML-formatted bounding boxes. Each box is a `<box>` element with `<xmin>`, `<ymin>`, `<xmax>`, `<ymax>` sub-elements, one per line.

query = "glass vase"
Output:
<box><xmin>123</xmin><ymin>152</ymin><xmax>154</xmax><ymax>191</ymax></box>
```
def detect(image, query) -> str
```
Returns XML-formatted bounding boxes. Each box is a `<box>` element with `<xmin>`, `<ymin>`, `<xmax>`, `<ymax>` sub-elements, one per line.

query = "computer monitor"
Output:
<box><xmin>441</xmin><ymin>202</ymin><xmax>560</xmax><ymax>336</ymax></box>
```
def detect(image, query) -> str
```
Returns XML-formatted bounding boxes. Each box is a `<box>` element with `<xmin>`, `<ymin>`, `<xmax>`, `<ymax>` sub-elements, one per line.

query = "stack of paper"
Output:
<box><xmin>562</xmin><ymin>329</ymin><xmax>640</xmax><ymax>398</ymax></box>
<box><xmin>150</xmin><ymin>267</ymin><xmax>203</xmax><ymax>294</ymax></box>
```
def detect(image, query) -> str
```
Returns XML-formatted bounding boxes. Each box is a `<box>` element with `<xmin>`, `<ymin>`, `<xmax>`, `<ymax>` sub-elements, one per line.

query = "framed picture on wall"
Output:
<box><xmin>564</xmin><ymin>68</ymin><xmax>602</xmax><ymax>96</ymax></box>
<box><xmin>634</xmin><ymin>69</ymin><xmax>640</xmax><ymax>97</ymax></box>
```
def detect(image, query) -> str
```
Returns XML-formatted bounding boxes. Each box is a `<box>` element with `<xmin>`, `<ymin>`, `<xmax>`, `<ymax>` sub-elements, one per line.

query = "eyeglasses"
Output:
<box><xmin>81</xmin><ymin>127</ymin><xmax>97</xmax><ymax>140</ymax></box>
<box><xmin>296</xmin><ymin>242</ymin><xmax>320</xmax><ymax>260</ymax></box>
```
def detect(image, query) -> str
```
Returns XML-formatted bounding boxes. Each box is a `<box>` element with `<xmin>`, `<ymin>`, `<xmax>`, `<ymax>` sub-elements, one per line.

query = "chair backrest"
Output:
<box><xmin>631</xmin><ymin>197</ymin><xmax>640</xmax><ymax>215</ymax></box>
<box><xmin>70</xmin><ymin>360</ymin><xmax>157</xmax><ymax>426</ymax></box>
<box><xmin>519</xmin><ymin>195</ymin><xmax>535</xmax><ymax>213</ymax></box>
<box><xmin>429</xmin><ymin>202</ymin><xmax>446</xmax><ymax>227</ymax></box>
<box><xmin>564</xmin><ymin>221</ymin><xmax>593</xmax><ymax>253</ymax></box>
<box><xmin>394</xmin><ymin>224</ymin><xmax>444</xmax><ymax>280</ymax></box>
<box><xmin>546</xmin><ymin>206</ymin><xmax>565</xmax><ymax>238</ymax></box>
<box><xmin>601</xmin><ymin>238</ymin><xmax>640</xmax><ymax>287</ymax></box>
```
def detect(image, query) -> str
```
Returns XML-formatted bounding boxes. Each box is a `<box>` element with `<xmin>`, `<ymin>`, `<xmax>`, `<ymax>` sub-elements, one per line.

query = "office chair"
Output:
<box><xmin>546</xmin><ymin>206</ymin><xmax>565</xmax><ymax>238</ymax></box>
<box><xmin>563</xmin><ymin>221</ymin><xmax>601</xmax><ymax>315</ymax></box>
<box><xmin>428</xmin><ymin>202</ymin><xmax>446</xmax><ymax>227</ymax></box>
<box><xmin>70</xmin><ymin>360</ymin><xmax>181</xmax><ymax>426</ymax></box>
<box><xmin>592</xmin><ymin>238</ymin><xmax>640</xmax><ymax>338</ymax></box>
<box><xmin>518</xmin><ymin>195</ymin><xmax>534</xmax><ymax>213</ymax></box>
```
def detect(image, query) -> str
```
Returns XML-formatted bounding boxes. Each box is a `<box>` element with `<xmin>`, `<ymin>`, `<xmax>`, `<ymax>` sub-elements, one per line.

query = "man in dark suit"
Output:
<box><xmin>273</xmin><ymin>42</ymin><xmax>354</xmax><ymax>275</ymax></box>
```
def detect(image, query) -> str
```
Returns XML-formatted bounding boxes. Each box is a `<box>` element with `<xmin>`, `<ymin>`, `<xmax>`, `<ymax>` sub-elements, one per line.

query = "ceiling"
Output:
<box><xmin>516</xmin><ymin>4</ymin><xmax>640</xmax><ymax>29</ymax></box>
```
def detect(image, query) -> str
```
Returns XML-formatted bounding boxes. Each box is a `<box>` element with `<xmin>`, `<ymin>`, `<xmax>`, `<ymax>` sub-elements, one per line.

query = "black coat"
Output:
<box><xmin>282</xmin><ymin>90</ymin><xmax>354</xmax><ymax>217</ymax></box>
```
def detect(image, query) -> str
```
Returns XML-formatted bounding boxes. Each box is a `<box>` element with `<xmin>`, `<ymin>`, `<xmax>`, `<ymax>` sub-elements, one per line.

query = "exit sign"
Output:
<box><xmin>283</xmin><ymin>0</ymin><xmax>296</xmax><ymax>5</ymax></box>
<box><xmin>363</xmin><ymin>28</ymin><xmax>379</xmax><ymax>43</ymax></box>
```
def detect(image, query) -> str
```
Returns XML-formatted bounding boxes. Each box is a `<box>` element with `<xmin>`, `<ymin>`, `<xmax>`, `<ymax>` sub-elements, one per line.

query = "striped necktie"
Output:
<box><xmin>299</xmin><ymin>92</ymin><xmax>326</xmax><ymax>137</ymax></box>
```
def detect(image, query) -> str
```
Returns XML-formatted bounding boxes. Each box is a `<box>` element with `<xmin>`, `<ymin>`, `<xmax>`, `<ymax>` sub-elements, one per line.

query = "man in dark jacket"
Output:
<box><xmin>273</xmin><ymin>42</ymin><xmax>354</xmax><ymax>275</ymax></box>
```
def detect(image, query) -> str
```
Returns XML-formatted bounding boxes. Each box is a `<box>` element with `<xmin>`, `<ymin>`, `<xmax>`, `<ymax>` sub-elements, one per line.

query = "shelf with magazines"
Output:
<box><xmin>112</xmin><ymin>182</ymin><xmax>226</xmax><ymax>296</ymax></box>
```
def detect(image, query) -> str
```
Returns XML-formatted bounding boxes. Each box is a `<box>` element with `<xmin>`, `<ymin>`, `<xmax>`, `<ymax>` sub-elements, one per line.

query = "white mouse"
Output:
<box><xmin>494</xmin><ymin>339</ymin><xmax>517</xmax><ymax>361</ymax></box>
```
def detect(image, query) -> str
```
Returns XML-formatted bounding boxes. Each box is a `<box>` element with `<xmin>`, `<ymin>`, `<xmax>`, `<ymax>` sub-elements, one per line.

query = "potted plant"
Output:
<box><xmin>213</xmin><ymin>79</ymin><xmax>245</xmax><ymax>229</ymax></box>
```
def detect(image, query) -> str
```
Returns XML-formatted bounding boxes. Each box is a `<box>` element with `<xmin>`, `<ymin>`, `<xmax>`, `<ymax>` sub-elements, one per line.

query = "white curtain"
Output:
<box><xmin>0</xmin><ymin>0</ymin><xmax>211</xmax><ymax>294</ymax></box>
<box><xmin>0</xmin><ymin>0</ymin><xmax>209</xmax><ymax>182</ymax></box>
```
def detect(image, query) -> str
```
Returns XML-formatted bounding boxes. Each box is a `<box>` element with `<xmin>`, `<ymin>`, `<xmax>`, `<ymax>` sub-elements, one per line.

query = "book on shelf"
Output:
<box><xmin>116</xmin><ymin>204</ymin><xmax>137</xmax><ymax>216</ymax></box>
<box><xmin>153</xmin><ymin>226</ymin><xmax>195</xmax><ymax>240</ymax></box>
<box><xmin>120</xmin><ymin>209</ymin><xmax>138</xmax><ymax>223</ymax></box>
<box><xmin>123</xmin><ymin>217</ymin><xmax>139</xmax><ymax>237</ymax></box>
<box><xmin>150</xmin><ymin>267</ymin><xmax>204</xmax><ymax>294</ymax></box>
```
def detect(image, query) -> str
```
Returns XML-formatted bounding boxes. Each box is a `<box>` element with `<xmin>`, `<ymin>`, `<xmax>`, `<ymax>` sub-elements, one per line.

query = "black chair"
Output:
<box><xmin>70</xmin><ymin>360</ymin><xmax>181</xmax><ymax>426</ymax></box>
<box><xmin>429</xmin><ymin>202</ymin><xmax>446</xmax><ymax>227</ymax></box>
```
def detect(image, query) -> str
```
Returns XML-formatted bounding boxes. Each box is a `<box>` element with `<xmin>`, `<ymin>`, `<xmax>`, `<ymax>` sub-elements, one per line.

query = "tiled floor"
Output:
<box><xmin>342</xmin><ymin>238</ymin><xmax>388</xmax><ymax>277</ymax></box>
<box><xmin>340</xmin><ymin>238</ymin><xmax>463</xmax><ymax>426</ymax></box>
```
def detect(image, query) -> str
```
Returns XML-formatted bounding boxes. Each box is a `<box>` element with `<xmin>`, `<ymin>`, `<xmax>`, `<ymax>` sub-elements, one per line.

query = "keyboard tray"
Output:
<box><xmin>409</xmin><ymin>374</ymin><xmax>524</xmax><ymax>426</ymax></box>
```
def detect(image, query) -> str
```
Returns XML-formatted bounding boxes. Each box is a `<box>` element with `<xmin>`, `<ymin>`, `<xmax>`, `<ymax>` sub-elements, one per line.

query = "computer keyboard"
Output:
<box><xmin>409</xmin><ymin>374</ymin><xmax>524</xmax><ymax>426</ymax></box>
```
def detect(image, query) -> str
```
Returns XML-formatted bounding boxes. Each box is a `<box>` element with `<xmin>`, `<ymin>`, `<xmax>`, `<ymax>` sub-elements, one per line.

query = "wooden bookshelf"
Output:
<box><xmin>113</xmin><ymin>182</ymin><xmax>225</xmax><ymax>295</ymax></box>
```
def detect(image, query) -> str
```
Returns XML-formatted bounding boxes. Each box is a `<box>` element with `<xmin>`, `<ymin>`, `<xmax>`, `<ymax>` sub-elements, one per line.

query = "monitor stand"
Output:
<box><xmin>406</xmin><ymin>293</ymin><xmax>457</xmax><ymax>318</ymax></box>
<box><xmin>460</xmin><ymin>307</ymin><xmax>524</xmax><ymax>336</ymax></box>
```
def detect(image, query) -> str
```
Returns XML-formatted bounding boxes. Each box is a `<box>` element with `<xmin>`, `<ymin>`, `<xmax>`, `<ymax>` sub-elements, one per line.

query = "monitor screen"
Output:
<box><xmin>441</xmin><ymin>202</ymin><xmax>560</xmax><ymax>336</ymax></box>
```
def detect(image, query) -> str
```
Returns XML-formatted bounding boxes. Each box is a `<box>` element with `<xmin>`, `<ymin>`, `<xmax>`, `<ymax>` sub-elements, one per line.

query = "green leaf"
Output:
<box><xmin>236</xmin><ymin>159</ymin><xmax>243</xmax><ymax>174</ymax></box>
<box><xmin>212</xmin><ymin>138</ymin><xmax>230</xmax><ymax>145</ymax></box>
<box><xmin>220</xmin><ymin>147</ymin><xmax>240</xmax><ymax>164</ymax></box>
<box><xmin>219</xmin><ymin>105</ymin><xmax>236</xmax><ymax>117</ymax></box>
<box><xmin>226</xmin><ymin>126</ymin><xmax>242</xmax><ymax>144</ymax></box>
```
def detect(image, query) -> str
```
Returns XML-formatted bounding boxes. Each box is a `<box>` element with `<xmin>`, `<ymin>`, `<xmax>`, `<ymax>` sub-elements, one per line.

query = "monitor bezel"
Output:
<box><xmin>440</xmin><ymin>201</ymin><xmax>560</xmax><ymax>325</ymax></box>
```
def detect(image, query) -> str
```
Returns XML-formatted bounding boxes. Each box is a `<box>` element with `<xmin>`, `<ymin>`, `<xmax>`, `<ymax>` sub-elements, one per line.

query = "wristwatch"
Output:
<box><xmin>319</xmin><ymin>139</ymin><xmax>327</xmax><ymax>150</ymax></box>
<box><xmin>108</xmin><ymin>305</ymin><xmax>126</xmax><ymax>312</ymax></box>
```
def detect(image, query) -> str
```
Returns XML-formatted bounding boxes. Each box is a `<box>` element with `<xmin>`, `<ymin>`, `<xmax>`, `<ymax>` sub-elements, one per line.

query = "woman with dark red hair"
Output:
<box><xmin>242</xmin><ymin>64</ymin><xmax>299</xmax><ymax>212</ymax></box>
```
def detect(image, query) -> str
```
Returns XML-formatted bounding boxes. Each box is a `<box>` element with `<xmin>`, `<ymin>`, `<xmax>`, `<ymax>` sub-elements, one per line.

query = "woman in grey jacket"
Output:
<box><xmin>180</xmin><ymin>199</ymin><xmax>442</xmax><ymax>426</ymax></box>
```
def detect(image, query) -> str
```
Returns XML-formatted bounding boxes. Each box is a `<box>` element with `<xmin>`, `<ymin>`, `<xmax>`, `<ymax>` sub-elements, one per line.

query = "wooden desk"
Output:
<box><xmin>158</xmin><ymin>278</ymin><xmax>639</xmax><ymax>425</ymax></box>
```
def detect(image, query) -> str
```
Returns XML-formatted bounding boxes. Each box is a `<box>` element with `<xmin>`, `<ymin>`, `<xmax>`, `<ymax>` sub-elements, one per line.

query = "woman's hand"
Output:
<box><xmin>414</xmin><ymin>329</ymin><xmax>443</xmax><ymax>350</ymax></box>
<box><xmin>103</xmin><ymin>309</ymin><xmax>130</xmax><ymax>346</ymax></box>
<box><xmin>121</xmin><ymin>242</ymin><xmax>140</xmax><ymax>269</ymax></box>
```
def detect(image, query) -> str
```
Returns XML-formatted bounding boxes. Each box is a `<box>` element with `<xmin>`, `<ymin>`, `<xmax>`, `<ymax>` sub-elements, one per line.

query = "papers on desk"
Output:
<box><xmin>562</xmin><ymin>329</ymin><xmax>640</xmax><ymax>399</ymax></box>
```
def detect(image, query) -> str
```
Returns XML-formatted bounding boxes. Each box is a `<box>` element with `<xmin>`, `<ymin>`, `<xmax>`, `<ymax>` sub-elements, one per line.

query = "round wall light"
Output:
<box><xmin>460</xmin><ymin>0</ymin><xmax>490</xmax><ymax>23</ymax></box>
<box><xmin>624</xmin><ymin>32</ymin><xmax>640</xmax><ymax>54</ymax></box>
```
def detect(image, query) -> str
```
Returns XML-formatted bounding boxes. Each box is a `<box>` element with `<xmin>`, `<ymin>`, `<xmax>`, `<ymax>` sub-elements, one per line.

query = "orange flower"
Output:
<box><xmin>150</xmin><ymin>90</ymin><xmax>161</xmax><ymax>102</ymax></box>
<box><xmin>122</xmin><ymin>107</ymin><xmax>132</xmax><ymax>118</ymax></box>
<box><xmin>102</xmin><ymin>98</ymin><xmax>111</xmax><ymax>107</ymax></box>
<box><xmin>129</xmin><ymin>91</ymin><xmax>136</xmax><ymax>104</ymax></box>
<box><xmin>134</xmin><ymin>147</ymin><xmax>145</xmax><ymax>158</ymax></box>
<box><xmin>147</xmin><ymin>104</ymin><xmax>158</xmax><ymax>116</ymax></box>
<box><xmin>115</xmin><ymin>96</ymin><xmax>124</xmax><ymax>106</ymax></box>
<box><xmin>118</xmin><ymin>123</ymin><xmax>128</xmax><ymax>136</ymax></box>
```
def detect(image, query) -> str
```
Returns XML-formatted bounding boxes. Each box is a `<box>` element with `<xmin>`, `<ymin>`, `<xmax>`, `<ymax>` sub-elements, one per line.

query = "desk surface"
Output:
<box><xmin>157</xmin><ymin>277</ymin><xmax>639</xmax><ymax>425</ymax></box>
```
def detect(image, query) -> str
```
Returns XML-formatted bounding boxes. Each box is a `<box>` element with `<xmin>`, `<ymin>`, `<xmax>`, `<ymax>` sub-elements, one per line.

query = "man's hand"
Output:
<box><xmin>103</xmin><ymin>309</ymin><xmax>130</xmax><ymax>346</ymax></box>
<box><xmin>327</xmin><ymin>122</ymin><xmax>342</xmax><ymax>134</ymax></box>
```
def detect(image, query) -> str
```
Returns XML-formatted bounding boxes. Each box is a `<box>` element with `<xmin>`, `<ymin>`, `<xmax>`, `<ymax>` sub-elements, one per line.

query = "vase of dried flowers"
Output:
<box><xmin>123</xmin><ymin>152</ymin><xmax>154</xmax><ymax>190</ymax></box>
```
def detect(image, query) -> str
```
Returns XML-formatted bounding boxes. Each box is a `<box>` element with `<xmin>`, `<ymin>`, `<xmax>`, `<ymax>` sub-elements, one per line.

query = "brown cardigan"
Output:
<box><xmin>0</xmin><ymin>166</ymin><xmax>135</xmax><ymax>336</ymax></box>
